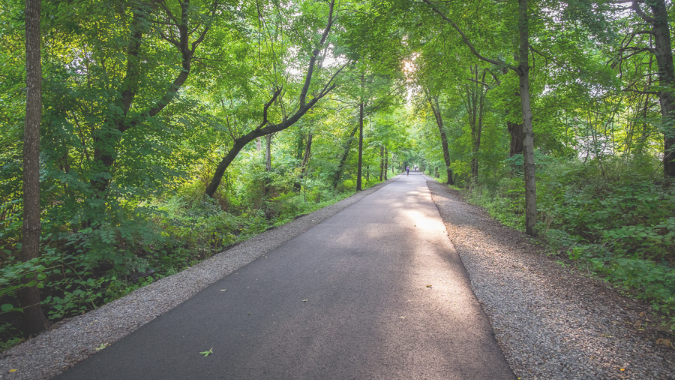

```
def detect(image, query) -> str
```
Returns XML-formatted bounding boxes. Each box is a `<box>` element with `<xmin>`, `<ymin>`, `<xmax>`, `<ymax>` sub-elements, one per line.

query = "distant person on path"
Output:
<box><xmin>406</xmin><ymin>166</ymin><xmax>410</xmax><ymax>176</ymax></box>
<box><xmin>414</xmin><ymin>166</ymin><xmax>418</xmax><ymax>172</ymax></box>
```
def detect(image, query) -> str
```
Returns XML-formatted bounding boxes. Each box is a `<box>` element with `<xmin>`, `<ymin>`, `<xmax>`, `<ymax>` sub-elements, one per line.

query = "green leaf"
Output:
<box><xmin>1</xmin><ymin>304</ymin><xmax>14</xmax><ymax>313</ymax></box>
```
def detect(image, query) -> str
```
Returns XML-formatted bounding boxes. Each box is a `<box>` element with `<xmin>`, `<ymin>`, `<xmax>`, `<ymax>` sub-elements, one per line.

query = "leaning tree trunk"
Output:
<box><xmin>301</xmin><ymin>133</ymin><xmax>312</xmax><ymax>175</ymax></box>
<box><xmin>332</xmin><ymin>124</ymin><xmax>359</xmax><ymax>189</ymax></box>
<box><xmin>21</xmin><ymin>0</ymin><xmax>50</xmax><ymax>336</ymax></box>
<box><xmin>297</xmin><ymin>132</ymin><xmax>313</xmax><ymax>191</ymax></box>
<box><xmin>517</xmin><ymin>0</ymin><xmax>537</xmax><ymax>236</ymax></box>
<box><xmin>428</xmin><ymin>96</ymin><xmax>455</xmax><ymax>185</ymax></box>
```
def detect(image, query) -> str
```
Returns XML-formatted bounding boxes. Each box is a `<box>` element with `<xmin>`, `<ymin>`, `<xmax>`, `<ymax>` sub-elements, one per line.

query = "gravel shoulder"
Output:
<box><xmin>0</xmin><ymin>179</ymin><xmax>395</xmax><ymax>380</ymax></box>
<box><xmin>426</xmin><ymin>176</ymin><xmax>675</xmax><ymax>380</ymax></box>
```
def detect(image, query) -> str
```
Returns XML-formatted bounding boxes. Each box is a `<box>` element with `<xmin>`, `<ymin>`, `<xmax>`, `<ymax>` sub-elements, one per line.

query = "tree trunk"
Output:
<box><xmin>645</xmin><ymin>0</ymin><xmax>675</xmax><ymax>177</ymax></box>
<box><xmin>379</xmin><ymin>146</ymin><xmax>384</xmax><ymax>181</ymax></box>
<box><xmin>384</xmin><ymin>147</ymin><xmax>388</xmax><ymax>180</ymax></box>
<box><xmin>298</xmin><ymin>132</ymin><xmax>313</xmax><ymax>191</ymax></box>
<box><xmin>295</xmin><ymin>130</ymin><xmax>304</xmax><ymax>159</ymax></box>
<box><xmin>467</xmin><ymin>66</ymin><xmax>487</xmax><ymax>182</ymax></box>
<box><xmin>427</xmin><ymin>95</ymin><xmax>455</xmax><ymax>185</ymax></box>
<box><xmin>356</xmin><ymin>101</ymin><xmax>364</xmax><ymax>191</ymax></box>
<box><xmin>265</xmin><ymin>134</ymin><xmax>272</xmax><ymax>172</ymax></box>
<box><xmin>21</xmin><ymin>0</ymin><xmax>50</xmax><ymax>336</ymax></box>
<box><xmin>332</xmin><ymin>124</ymin><xmax>360</xmax><ymax>189</ymax></box>
<box><xmin>263</xmin><ymin>134</ymin><xmax>272</xmax><ymax>196</ymax></box>
<box><xmin>518</xmin><ymin>0</ymin><xmax>537</xmax><ymax>236</ymax></box>
<box><xmin>507</xmin><ymin>121</ymin><xmax>524</xmax><ymax>156</ymax></box>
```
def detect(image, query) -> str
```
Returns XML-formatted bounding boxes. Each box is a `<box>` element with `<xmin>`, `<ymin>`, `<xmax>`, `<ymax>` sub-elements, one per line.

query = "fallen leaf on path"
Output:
<box><xmin>9</xmin><ymin>369</ymin><xmax>17</xmax><ymax>373</ymax></box>
<box><xmin>399</xmin><ymin>316</ymin><xmax>405</xmax><ymax>319</ymax></box>
<box><xmin>426</xmin><ymin>285</ymin><xmax>432</xmax><ymax>288</ymax></box>
<box><xmin>220</xmin><ymin>289</ymin><xmax>226</xmax><ymax>292</ymax></box>
<box><xmin>656</xmin><ymin>338</ymin><xmax>673</xmax><ymax>348</ymax></box>
<box><xmin>302</xmin><ymin>299</ymin><xmax>308</xmax><ymax>302</ymax></box>
<box><xmin>95</xmin><ymin>343</ymin><xmax>108</xmax><ymax>351</ymax></box>
<box><xmin>200</xmin><ymin>348</ymin><xmax>213</xmax><ymax>357</ymax></box>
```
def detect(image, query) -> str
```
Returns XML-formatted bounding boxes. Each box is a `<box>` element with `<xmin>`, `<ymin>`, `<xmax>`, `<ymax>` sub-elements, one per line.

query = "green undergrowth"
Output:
<box><xmin>464</xmin><ymin>154</ymin><xmax>675</xmax><ymax>330</ymax></box>
<box><xmin>0</xmin><ymin>179</ymin><xmax>376</xmax><ymax>351</ymax></box>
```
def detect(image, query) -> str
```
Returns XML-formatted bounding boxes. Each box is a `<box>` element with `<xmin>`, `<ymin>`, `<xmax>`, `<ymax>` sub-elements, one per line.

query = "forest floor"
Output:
<box><xmin>427</xmin><ymin>177</ymin><xmax>675</xmax><ymax>379</ymax></box>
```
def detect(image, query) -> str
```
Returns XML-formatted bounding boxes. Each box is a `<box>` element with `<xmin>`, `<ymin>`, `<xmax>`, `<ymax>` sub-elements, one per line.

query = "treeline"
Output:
<box><xmin>405</xmin><ymin>0</ymin><xmax>675</xmax><ymax>327</ymax></box>
<box><xmin>0</xmin><ymin>0</ymin><xmax>413</xmax><ymax>346</ymax></box>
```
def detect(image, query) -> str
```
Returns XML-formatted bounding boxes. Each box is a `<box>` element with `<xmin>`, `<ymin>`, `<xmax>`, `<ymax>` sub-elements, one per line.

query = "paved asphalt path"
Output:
<box><xmin>53</xmin><ymin>173</ymin><xmax>515</xmax><ymax>380</ymax></box>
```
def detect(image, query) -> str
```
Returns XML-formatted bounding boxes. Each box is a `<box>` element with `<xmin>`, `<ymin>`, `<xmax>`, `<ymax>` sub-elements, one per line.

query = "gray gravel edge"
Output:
<box><xmin>426</xmin><ymin>176</ymin><xmax>675</xmax><ymax>380</ymax></box>
<box><xmin>0</xmin><ymin>177</ymin><xmax>400</xmax><ymax>380</ymax></box>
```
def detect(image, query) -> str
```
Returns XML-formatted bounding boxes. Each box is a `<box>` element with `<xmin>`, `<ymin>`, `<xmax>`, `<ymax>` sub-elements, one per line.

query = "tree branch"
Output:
<box><xmin>256</xmin><ymin>87</ymin><xmax>283</xmax><ymax>130</ymax></box>
<box><xmin>631</xmin><ymin>1</ymin><xmax>654</xmax><ymax>23</ymax></box>
<box><xmin>299</xmin><ymin>0</ymin><xmax>335</xmax><ymax>107</ymax></box>
<box><xmin>422</xmin><ymin>0</ymin><xmax>513</xmax><ymax>69</ymax></box>
<box><xmin>623</xmin><ymin>88</ymin><xmax>658</xmax><ymax>95</ymax></box>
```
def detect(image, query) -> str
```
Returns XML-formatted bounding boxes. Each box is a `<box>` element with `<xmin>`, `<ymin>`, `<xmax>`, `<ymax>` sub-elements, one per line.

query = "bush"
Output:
<box><xmin>464</xmin><ymin>154</ymin><xmax>675</xmax><ymax>327</ymax></box>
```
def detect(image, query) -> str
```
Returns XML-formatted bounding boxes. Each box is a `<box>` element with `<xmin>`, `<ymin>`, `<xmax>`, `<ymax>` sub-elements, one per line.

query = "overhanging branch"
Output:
<box><xmin>422</xmin><ymin>0</ymin><xmax>514</xmax><ymax>70</ymax></box>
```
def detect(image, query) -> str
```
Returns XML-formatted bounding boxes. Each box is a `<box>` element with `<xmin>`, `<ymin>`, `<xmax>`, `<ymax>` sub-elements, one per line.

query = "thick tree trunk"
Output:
<box><xmin>206</xmin><ymin>138</ymin><xmax>249</xmax><ymax>197</ymax></box>
<box><xmin>21</xmin><ymin>0</ymin><xmax>50</xmax><ymax>336</ymax></box>
<box><xmin>518</xmin><ymin>0</ymin><xmax>537</xmax><ymax>236</ymax></box>
<box><xmin>507</xmin><ymin>121</ymin><xmax>524</xmax><ymax>156</ymax></box>
<box><xmin>204</xmin><ymin>99</ymin><xmax>325</xmax><ymax>197</ymax></box>
<box><xmin>645</xmin><ymin>0</ymin><xmax>675</xmax><ymax>177</ymax></box>
<box><xmin>356</xmin><ymin>101</ymin><xmax>364</xmax><ymax>191</ymax></box>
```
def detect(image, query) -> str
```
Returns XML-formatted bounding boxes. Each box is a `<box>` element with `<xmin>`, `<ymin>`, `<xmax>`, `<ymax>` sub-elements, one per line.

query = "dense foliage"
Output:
<box><xmin>1</xmin><ymin>0</ymin><xmax>674</xmax><ymax>347</ymax></box>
